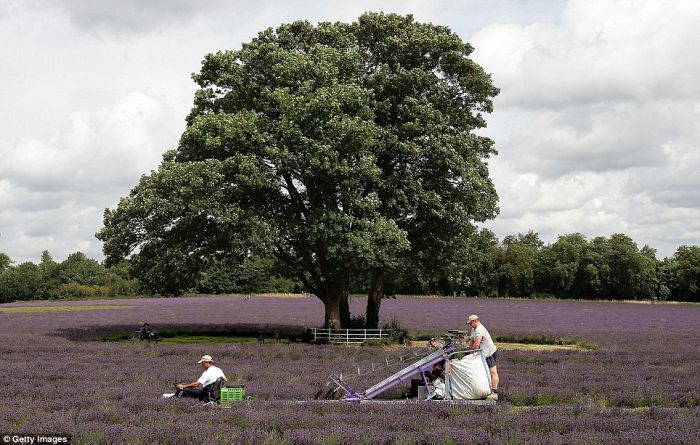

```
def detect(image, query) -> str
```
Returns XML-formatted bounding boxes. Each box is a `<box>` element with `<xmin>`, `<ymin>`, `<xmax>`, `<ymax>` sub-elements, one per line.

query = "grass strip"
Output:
<box><xmin>0</xmin><ymin>305</ymin><xmax>131</xmax><ymax>313</ymax></box>
<box><xmin>159</xmin><ymin>335</ymin><xmax>262</xmax><ymax>344</ymax></box>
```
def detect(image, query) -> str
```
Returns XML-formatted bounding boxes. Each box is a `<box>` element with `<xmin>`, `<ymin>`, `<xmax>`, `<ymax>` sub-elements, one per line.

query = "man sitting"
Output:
<box><xmin>138</xmin><ymin>323</ymin><xmax>160</xmax><ymax>341</ymax></box>
<box><xmin>175</xmin><ymin>355</ymin><xmax>228</xmax><ymax>400</ymax></box>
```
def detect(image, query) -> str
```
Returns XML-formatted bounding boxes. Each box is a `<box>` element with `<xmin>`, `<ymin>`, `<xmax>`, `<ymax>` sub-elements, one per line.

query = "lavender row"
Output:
<box><xmin>1</xmin><ymin>399</ymin><xmax>697</xmax><ymax>444</ymax></box>
<box><xmin>4</xmin><ymin>295</ymin><xmax>697</xmax><ymax>338</ymax></box>
<box><xmin>1</xmin><ymin>296</ymin><xmax>698</xmax><ymax>444</ymax></box>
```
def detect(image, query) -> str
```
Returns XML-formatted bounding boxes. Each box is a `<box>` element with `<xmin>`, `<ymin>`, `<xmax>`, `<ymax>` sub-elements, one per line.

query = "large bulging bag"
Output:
<box><xmin>445</xmin><ymin>352</ymin><xmax>492</xmax><ymax>400</ymax></box>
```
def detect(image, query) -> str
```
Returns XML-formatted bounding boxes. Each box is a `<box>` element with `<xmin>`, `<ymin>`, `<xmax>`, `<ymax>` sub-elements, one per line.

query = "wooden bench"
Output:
<box><xmin>132</xmin><ymin>330</ymin><xmax>161</xmax><ymax>342</ymax></box>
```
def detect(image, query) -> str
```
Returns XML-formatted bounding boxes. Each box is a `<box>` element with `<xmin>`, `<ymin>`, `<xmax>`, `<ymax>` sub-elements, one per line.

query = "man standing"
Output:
<box><xmin>467</xmin><ymin>314</ymin><xmax>499</xmax><ymax>400</ymax></box>
<box><xmin>176</xmin><ymin>355</ymin><xmax>228</xmax><ymax>400</ymax></box>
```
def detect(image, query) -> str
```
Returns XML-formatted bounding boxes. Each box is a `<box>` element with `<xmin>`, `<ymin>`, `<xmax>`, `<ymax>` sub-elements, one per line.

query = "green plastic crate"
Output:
<box><xmin>220</xmin><ymin>386</ymin><xmax>245</xmax><ymax>405</ymax></box>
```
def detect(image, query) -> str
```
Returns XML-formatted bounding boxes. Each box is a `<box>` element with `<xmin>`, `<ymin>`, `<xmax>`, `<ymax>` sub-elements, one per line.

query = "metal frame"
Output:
<box><xmin>310</xmin><ymin>328</ymin><xmax>392</xmax><ymax>344</ymax></box>
<box><xmin>329</xmin><ymin>338</ymin><xmax>482</xmax><ymax>402</ymax></box>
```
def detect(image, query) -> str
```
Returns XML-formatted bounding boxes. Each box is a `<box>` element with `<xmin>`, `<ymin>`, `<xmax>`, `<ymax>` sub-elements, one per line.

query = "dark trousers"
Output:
<box><xmin>176</xmin><ymin>387</ymin><xmax>204</xmax><ymax>399</ymax></box>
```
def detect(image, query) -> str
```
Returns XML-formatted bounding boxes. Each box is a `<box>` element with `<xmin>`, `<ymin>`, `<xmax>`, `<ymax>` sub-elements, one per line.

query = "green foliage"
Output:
<box><xmin>534</xmin><ymin>393</ymin><xmax>571</xmax><ymax>406</ymax></box>
<box><xmin>496</xmin><ymin>231</ymin><xmax>542</xmax><ymax>297</ymax></box>
<box><xmin>348</xmin><ymin>314</ymin><xmax>367</xmax><ymax>329</ymax></box>
<box><xmin>53</xmin><ymin>283</ymin><xmax>112</xmax><ymax>299</ymax></box>
<box><xmin>527</xmin><ymin>233</ymin><xmax>663</xmax><ymax>300</ymax></box>
<box><xmin>670</xmin><ymin>245</ymin><xmax>700</xmax><ymax>301</ymax></box>
<box><xmin>382</xmin><ymin>316</ymin><xmax>409</xmax><ymax>344</ymax></box>
<box><xmin>0</xmin><ymin>251</ymin><xmax>139</xmax><ymax>302</ymax></box>
<box><xmin>507</xmin><ymin>392</ymin><xmax>529</xmax><ymax>406</ymax></box>
<box><xmin>0</xmin><ymin>262</ymin><xmax>41</xmax><ymax>302</ymax></box>
<box><xmin>392</xmin><ymin>227</ymin><xmax>500</xmax><ymax>297</ymax></box>
<box><xmin>607</xmin><ymin>234</ymin><xmax>657</xmax><ymax>299</ymax></box>
<box><xmin>97</xmin><ymin>13</ymin><xmax>500</xmax><ymax>326</ymax></box>
<box><xmin>197</xmin><ymin>254</ymin><xmax>298</xmax><ymax>294</ymax></box>
<box><xmin>103</xmin><ymin>261</ymin><xmax>140</xmax><ymax>295</ymax></box>
<box><xmin>1</xmin><ymin>232</ymin><xmax>698</xmax><ymax>303</ymax></box>
<box><xmin>536</xmin><ymin>233</ymin><xmax>587</xmax><ymax>296</ymax></box>
<box><xmin>0</xmin><ymin>252</ymin><xmax>11</xmax><ymax>271</ymax></box>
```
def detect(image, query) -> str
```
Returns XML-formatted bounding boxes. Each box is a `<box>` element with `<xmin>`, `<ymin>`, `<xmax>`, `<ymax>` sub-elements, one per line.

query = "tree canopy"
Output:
<box><xmin>2</xmin><ymin>235</ymin><xmax>698</xmax><ymax>304</ymax></box>
<box><xmin>97</xmin><ymin>13</ymin><xmax>500</xmax><ymax>327</ymax></box>
<box><xmin>0</xmin><ymin>250</ymin><xmax>138</xmax><ymax>303</ymax></box>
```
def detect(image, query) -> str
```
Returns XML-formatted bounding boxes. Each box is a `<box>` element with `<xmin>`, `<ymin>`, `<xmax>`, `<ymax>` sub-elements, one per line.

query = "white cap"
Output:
<box><xmin>197</xmin><ymin>355</ymin><xmax>214</xmax><ymax>364</ymax></box>
<box><xmin>467</xmin><ymin>314</ymin><xmax>479</xmax><ymax>323</ymax></box>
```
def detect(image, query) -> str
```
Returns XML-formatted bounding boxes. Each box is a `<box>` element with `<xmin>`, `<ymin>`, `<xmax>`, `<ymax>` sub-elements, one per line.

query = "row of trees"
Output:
<box><xmin>2</xmin><ymin>231</ymin><xmax>697</xmax><ymax>305</ymax></box>
<box><xmin>0</xmin><ymin>251</ymin><xmax>138</xmax><ymax>303</ymax></box>
<box><xmin>184</xmin><ymin>230</ymin><xmax>699</xmax><ymax>302</ymax></box>
<box><xmin>427</xmin><ymin>231</ymin><xmax>699</xmax><ymax>302</ymax></box>
<box><xmin>0</xmin><ymin>249</ymin><xmax>298</xmax><ymax>304</ymax></box>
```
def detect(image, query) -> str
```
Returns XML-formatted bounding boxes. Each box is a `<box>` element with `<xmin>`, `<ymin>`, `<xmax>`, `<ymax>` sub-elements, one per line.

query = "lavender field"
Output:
<box><xmin>1</xmin><ymin>296</ymin><xmax>698</xmax><ymax>444</ymax></box>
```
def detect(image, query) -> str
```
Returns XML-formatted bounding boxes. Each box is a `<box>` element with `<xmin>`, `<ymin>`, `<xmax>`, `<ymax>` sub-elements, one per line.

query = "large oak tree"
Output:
<box><xmin>97</xmin><ymin>13</ymin><xmax>499</xmax><ymax>328</ymax></box>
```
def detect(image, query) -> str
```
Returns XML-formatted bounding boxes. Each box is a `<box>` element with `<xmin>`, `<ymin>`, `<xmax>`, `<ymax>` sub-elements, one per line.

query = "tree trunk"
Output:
<box><xmin>365</xmin><ymin>270</ymin><xmax>384</xmax><ymax>329</ymax></box>
<box><xmin>339</xmin><ymin>293</ymin><xmax>351</xmax><ymax>328</ymax></box>
<box><xmin>339</xmin><ymin>275</ymin><xmax>351</xmax><ymax>328</ymax></box>
<box><xmin>322</xmin><ymin>279</ymin><xmax>349</xmax><ymax>329</ymax></box>
<box><xmin>324</xmin><ymin>296</ymin><xmax>342</xmax><ymax>329</ymax></box>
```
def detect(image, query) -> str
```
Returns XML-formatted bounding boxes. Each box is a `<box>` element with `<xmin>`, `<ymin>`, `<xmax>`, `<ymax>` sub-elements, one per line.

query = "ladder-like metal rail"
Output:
<box><xmin>329</xmin><ymin>338</ymin><xmax>466</xmax><ymax>401</ymax></box>
<box><xmin>310</xmin><ymin>328</ymin><xmax>393</xmax><ymax>344</ymax></box>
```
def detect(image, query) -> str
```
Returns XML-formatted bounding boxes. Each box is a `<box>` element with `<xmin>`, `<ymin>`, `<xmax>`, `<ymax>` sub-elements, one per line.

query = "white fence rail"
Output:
<box><xmin>310</xmin><ymin>328</ymin><xmax>393</xmax><ymax>344</ymax></box>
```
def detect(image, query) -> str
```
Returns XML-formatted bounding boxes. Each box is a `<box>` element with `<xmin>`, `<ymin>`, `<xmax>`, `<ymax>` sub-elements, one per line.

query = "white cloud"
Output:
<box><xmin>471</xmin><ymin>0</ymin><xmax>700</xmax><ymax>257</ymax></box>
<box><xmin>31</xmin><ymin>0</ymin><xmax>225</xmax><ymax>36</ymax></box>
<box><xmin>472</xmin><ymin>1</ymin><xmax>700</xmax><ymax>108</ymax></box>
<box><xmin>2</xmin><ymin>92</ymin><xmax>172</xmax><ymax>193</ymax></box>
<box><xmin>0</xmin><ymin>0</ymin><xmax>698</xmax><ymax>263</ymax></box>
<box><xmin>483</xmin><ymin>164</ymin><xmax>700</xmax><ymax>257</ymax></box>
<box><xmin>0</xmin><ymin>92</ymin><xmax>175</xmax><ymax>262</ymax></box>
<box><xmin>492</xmin><ymin>99</ymin><xmax>699</xmax><ymax>178</ymax></box>
<box><xmin>0</xmin><ymin>202</ymin><xmax>106</xmax><ymax>263</ymax></box>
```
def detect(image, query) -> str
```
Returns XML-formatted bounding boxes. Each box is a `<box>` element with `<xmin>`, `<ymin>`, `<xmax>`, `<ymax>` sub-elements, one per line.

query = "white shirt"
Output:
<box><xmin>470</xmin><ymin>324</ymin><xmax>497</xmax><ymax>358</ymax></box>
<box><xmin>197</xmin><ymin>365</ymin><xmax>226</xmax><ymax>387</ymax></box>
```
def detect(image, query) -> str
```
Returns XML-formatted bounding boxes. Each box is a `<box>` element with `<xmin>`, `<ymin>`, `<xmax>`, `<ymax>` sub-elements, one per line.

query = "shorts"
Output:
<box><xmin>485</xmin><ymin>350</ymin><xmax>498</xmax><ymax>368</ymax></box>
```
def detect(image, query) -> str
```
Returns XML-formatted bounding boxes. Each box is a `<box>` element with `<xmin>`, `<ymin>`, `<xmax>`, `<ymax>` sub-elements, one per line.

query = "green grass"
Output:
<box><xmin>0</xmin><ymin>305</ymin><xmax>131</xmax><ymax>313</ymax></box>
<box><xmin>101</xmin><ymin>325</ymin><xmax>306</xmax><ymax>343</ymax></box>
<box><xmin>534</xmin><ymin>393</ymin><xmax>571</xmax><ymax>406</ymax></box>
<box><xmin>159</xmin><ymin>335</ymin><xmax>262</xmax><ymax>344</ymax></box>
<box><xmin>495</xmin><ymin>334</ymin><xmax>598</xmax><ymax>351</ymax></box>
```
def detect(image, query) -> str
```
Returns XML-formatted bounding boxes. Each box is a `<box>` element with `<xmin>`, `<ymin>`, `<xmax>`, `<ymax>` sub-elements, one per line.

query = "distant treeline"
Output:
<box><xmin>1</xmin><ymin>231</ymin><xmax>698</xmax><ymax>303</ymax></box>
<box><xmin>0</xmin><ymin>251</ymin><xmax>138</xmax><ymax>303</ymax></box>
<box><xmin>368</xmin><ymin>231</ymin><xmax>698</xmax><ymax>302</ymax></box>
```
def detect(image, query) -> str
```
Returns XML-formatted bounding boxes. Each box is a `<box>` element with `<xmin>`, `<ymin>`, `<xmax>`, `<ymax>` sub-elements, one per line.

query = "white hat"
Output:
<box><xmin>467</xmin><ymin>314</ymin><xmax>479</xmax><ymax>323</ymax></box>
<box><xmin>197</xmin><ymin>355</ymin><xmax>214</xmax><ymax>363</ymax></box>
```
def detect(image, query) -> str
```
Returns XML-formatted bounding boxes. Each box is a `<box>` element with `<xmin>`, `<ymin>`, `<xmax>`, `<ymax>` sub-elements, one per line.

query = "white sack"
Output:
<box><xmin>445</xmin><ymin>352</ymin><xmax>492</xmax><ymax>400</ymax></box>
<box><xmin>433</xmin><ymin>378</ymin><xmax>445</xmax><ymax>399</ymax></box>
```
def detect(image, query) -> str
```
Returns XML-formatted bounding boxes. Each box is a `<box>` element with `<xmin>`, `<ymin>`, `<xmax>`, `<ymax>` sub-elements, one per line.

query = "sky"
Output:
<box><xmin>1</xmin><ymin>0</ymin><xmax>699</xmax><ymax>263</ymax></box>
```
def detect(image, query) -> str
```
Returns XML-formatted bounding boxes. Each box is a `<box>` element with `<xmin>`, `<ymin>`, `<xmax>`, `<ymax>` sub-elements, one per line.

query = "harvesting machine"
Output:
<box><xmin>321</xmin><ymin>332</ymin><xmax>495</xmax><ymax>404</ymax></box>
